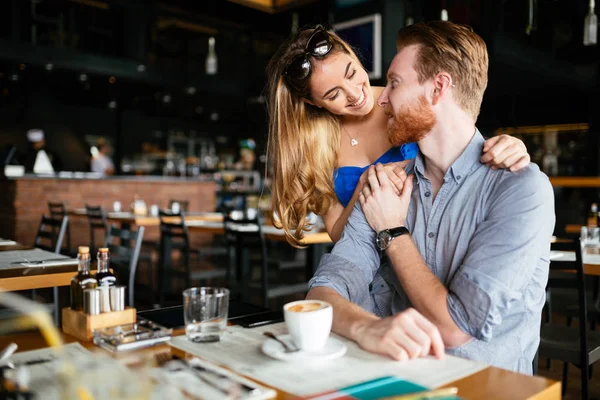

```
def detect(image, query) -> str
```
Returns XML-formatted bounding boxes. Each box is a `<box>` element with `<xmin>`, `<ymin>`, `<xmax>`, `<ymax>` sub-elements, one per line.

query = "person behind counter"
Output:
<box><xmin>90</xmin><ymin>138</ymin><xmax>115</xmax><ymax>176</ymax></box>
<box><xmin>23</xmin><ymin>129</ymin><xmax>62</xmax><ymax>174</ymax></box>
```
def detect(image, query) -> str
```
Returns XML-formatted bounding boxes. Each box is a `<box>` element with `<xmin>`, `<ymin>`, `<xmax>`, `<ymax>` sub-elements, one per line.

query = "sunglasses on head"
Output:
<box><xmin>284</xmin><ymin>27</ymin><xmax>334</xmax><ymax>81</ymax></box>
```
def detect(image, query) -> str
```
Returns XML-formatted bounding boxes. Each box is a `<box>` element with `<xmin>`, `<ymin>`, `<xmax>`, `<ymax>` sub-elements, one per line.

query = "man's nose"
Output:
<box><xmin>377</xmin><ymin>87</ymin><xmax>389</xmax><ymax>107</ymax></box>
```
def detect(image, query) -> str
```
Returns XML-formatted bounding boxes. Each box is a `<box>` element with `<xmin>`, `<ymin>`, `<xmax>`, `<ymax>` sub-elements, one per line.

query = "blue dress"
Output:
<box><xmin>333</xmin><ymin>143</ymin><xmax>419</xmax><ymax>207</ymax></box>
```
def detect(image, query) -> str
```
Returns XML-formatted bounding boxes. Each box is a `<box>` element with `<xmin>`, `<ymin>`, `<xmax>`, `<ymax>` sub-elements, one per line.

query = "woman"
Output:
<box><xmin>266</xmin><ymin>26</ymin><xmax>530</xmax><ymax>246</ymax></box>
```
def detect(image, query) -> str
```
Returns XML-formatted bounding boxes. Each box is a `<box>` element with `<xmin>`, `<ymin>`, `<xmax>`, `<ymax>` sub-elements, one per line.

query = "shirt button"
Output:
<box><xmin>456</xmin><ymin>175</ymin><xmax>462</xmax><ymax>180</ymax></box>
<box><xmin>428</xmin><ymin>232</ymin><xmax>435</xmax><ymax>238</ymax></box>
<box><xmin>424</xmin><ymin>191</ymin><xmax>431</xmax><ymax>197</ymax></box>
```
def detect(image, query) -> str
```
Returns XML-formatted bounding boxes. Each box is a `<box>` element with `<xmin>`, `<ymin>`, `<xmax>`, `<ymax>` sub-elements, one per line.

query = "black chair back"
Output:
<box><xmin>34</xmin><ymin>215</ymin><xmax>69</xmax><ymax>254</ymax></box>
<box><xmin>104</xmin><ymin>225</ymin><xmax>145</xmax><ymax>307</ymax></box>
<box><xmin>48</xmin><ymin>201</ymin><xmax>71</xmax><ymax>254</ymax></box>
<box><xmin>223</xmin><ymin>212</ymin><xmax>268</xmax><ymax>305</ymax></box>
<box><xmin>549</xmin><ymin>239</ymin><xmax>587</xmax><ymax>358</ymax></box>
<box><xmin>158</xmin><ymin>210</ymin><xmax>191</xmax><ymax>305</ymax></box>
<box><xmin>85</xmin><ymin>205</ymin><xmax>108</xmax><ymax>255</ymax></box>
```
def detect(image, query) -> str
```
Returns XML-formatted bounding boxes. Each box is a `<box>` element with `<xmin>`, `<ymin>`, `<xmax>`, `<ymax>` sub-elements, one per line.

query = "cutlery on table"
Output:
<box><xmin>263</xmin><ymin>332</ymin><xmax>300</xmax><ymax>353</ymax></box>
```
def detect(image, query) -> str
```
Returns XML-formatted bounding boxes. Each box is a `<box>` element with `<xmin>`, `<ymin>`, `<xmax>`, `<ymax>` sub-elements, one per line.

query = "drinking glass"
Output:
<box><xmin>589</xmin><ymin>227</ymin><xmax>600</xmax><ymax>249</ymax></box>
<box><xmin>183</xmin><ymin>287</ymin><xmax>229</xmax><ymax>343</ymax></box>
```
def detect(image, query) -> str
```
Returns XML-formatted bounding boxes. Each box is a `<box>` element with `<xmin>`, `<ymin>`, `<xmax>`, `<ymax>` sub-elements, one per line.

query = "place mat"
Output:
<box><xmin>550</xmin><ymin>250</ymin><xmax>600</xmax><ymax>265</ymax></box>
<box><xmin>0</xmin><ymin>249</ymin><xmax>73</xmax><ymax>270</ymax></box>
<box><xmin>0</xmin><ymin>241</ymin><xmax>18</xmax><ymax>246</ymax></box>
<box><xmin>170</xmin><ymin>323</ymin><xmax>487</xmax><ymax>397</ymax></box>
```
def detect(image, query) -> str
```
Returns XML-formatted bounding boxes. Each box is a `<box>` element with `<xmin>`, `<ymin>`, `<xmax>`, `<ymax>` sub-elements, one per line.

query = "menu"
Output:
<box><xmin>169</xmin><ymin>323</ymin><xmax>487</xmax><ymax>397</ymax></box>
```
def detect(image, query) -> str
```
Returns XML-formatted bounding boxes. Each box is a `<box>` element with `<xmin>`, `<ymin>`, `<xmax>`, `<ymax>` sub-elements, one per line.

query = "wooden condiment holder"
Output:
<box><xmin>62</xmin><ymin>307</ymin><xmax>136</xmax><ymax>341</ymax></box>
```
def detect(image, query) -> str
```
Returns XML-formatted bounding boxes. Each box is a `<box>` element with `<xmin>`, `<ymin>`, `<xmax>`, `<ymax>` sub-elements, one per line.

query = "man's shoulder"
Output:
<box><xmin>483</xmin><ymin>163</ymin><xmax>553</xmax><ymax>203</ymax></box>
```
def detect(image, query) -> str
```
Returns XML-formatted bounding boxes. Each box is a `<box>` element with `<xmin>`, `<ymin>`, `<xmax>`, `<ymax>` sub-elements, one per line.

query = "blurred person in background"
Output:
<box><xmin>91</xmin><ymin>137</ymin><xmax>115</xmax><ymax>176</ymax></box>
<box><xmin>23</xmin><ymin>129</ymin><xmax>62</xmax><ymax>174</ymax></box>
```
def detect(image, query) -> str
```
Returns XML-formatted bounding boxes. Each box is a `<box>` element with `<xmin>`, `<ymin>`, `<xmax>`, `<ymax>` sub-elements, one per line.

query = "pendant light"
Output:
<box><xmin>584</xmin><ymin>0</ymin><xmax>598</xmax><ymax>46</ymax></box>
<box><xmin>205</xmin><ymin>37</ymin><xmax>218</xmax><ymax>75</ymax></box>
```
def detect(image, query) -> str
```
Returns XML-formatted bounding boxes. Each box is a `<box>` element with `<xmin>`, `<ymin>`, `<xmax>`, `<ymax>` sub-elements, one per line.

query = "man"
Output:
<box><xmin>307</xmin><ymin>21</ymin><xmax>554</xmax><ymax>374</ymax></box>
<box><xmin>23</xmin><ymin>129</ymin><xmax>62</xmax><ymax>173</ymax></box>
<box><xmin>91</xmin><ymin>137</ymin><xmax>115</xmax><ymax>176</ymax></box>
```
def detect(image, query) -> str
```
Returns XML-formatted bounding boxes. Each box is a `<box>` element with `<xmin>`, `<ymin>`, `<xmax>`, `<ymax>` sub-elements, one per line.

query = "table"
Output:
<box><xmin>551</xmin><ymin>248</ymin><xmax>600</xmax><ymax>276</ymax></box>
<box><xmin>69</xmin><ymin>209</ymin><xmax>224</xmax><ymax>227</ymax></box>
<box><xmin>0</xmin><ymin>247</ymin><xmax>82</xmax><ymax>325</ymax></box>
<box><xmin>0</xmin><ymin>328</ymin><xmax>560</xmax><ymax>399</ymax></box>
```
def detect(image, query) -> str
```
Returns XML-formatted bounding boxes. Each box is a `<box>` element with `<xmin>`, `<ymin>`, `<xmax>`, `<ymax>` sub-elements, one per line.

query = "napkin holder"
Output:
<box><xmin>62</xmin><ymin>307</ymin><xmax>136</xmax><ymax>341</ymax></box>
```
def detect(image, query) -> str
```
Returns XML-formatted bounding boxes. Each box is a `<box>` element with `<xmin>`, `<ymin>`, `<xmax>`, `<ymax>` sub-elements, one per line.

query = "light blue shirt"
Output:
<box><xmin>309</xmin><ymin>130</ymin><xmax>555</xmax><ymax>374</ymax></box>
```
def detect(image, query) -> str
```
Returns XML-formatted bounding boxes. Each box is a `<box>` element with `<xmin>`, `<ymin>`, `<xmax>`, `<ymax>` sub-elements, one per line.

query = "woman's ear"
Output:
<box><xmin>302</xmin><ymin>98</ymin><xmax>321</xmax><ymax>108</ymax></box>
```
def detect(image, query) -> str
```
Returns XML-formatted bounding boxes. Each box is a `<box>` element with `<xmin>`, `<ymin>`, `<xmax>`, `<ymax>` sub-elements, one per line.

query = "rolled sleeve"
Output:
<box><xmin>309</xmin><ymin>202</ymin><xmax>380</xmax><ymax>311</ymax></box>
<box><xmin>447</xmin><ymin>169</ymin><xmax>554</xmax><ymax>341</ymax></box>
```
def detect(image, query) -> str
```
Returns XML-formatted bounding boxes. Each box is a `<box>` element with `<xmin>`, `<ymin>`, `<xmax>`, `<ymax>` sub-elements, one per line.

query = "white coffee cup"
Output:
<box><xmin>284</xmin><ymin>300</ymin><xmax>332</xmax><ymax>351</ymax></box>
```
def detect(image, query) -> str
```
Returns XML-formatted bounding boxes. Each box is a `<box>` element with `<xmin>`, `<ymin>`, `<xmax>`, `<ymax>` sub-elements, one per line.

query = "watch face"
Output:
<box><xmin>377</xmin><ymin>230</ymin><xmax>392</xmax><ymax>250</ymax></box>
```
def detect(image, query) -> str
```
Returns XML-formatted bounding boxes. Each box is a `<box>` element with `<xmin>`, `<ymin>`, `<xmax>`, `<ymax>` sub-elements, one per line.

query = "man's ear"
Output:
<box><xmin>431</xmin><ymin>72</ymin><xmax>453</xmax><ymax>106</ymax></box>
<box><xmin>301</xmin><ymin>98</ymin><xmax>321</xmax><ymax>108</ymax></box>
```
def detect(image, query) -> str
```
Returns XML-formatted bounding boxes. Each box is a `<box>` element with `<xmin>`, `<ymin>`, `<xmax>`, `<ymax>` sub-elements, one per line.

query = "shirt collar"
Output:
<box><xmin>412</xmin><ymin>128</ymin><xmax>484</xmax><ymax>184</ymax></box>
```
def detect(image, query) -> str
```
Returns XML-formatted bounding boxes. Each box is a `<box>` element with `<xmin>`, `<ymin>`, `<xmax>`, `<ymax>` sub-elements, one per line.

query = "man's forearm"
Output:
<box><xmin>386</xmin><ymin>236</ymin><xmax>471</xmax><ymax>347</ymax></box>
<box><xmin>306</xmin><ymin>287</ymin><xmax>379</xmax><ymax>342</ymax></box>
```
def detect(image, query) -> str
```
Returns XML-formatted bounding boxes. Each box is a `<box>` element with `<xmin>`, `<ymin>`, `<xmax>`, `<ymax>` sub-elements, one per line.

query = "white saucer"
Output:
<box><xmin>261</xmin><ymin>335</ymin><xmax>347</xmax><ymax>361</ymax></box>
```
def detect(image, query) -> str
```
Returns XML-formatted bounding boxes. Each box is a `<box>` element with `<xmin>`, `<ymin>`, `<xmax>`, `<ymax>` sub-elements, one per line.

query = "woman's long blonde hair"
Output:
<box><xmin>266</xmin><ymin>27</ymin><xmax>361</xmax><ymax>247</ymax></box>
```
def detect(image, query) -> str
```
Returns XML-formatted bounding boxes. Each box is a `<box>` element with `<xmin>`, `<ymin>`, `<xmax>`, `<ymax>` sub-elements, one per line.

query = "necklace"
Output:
<box><xmin>342</xmin><ymin>125</ymin><xmax>359</xmax><ymax>147</ymax></box>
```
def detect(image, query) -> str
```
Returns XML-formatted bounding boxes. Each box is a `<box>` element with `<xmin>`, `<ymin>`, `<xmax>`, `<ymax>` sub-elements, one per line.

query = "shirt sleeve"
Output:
<box><xmin>446</xmin><ymin>167</ymin><xmax>555</xmax><ymax>341</ymax></box>
<box><xmin>309</xmin><ymin>202</ymin><xmax>381</xmax><ymax>308</ymax></box>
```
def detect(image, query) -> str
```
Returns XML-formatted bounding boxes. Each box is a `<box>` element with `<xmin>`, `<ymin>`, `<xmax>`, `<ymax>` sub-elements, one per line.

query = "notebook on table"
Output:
<box><xmin>306</xmin><ymin>376</ymin><xmax>461</xmax><ymax>400</ymax></box>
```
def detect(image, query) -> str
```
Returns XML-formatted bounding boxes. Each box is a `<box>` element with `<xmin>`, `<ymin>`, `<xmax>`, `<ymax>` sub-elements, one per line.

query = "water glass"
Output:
<box><xmin>113</xmin><ymin>201</ymin><xmax>121</xmax><ymax>212</ymax></box>
<box><xmin>183</xmin><ymin>287</ymin><xmax>229</xmax><ymax>343</ymax></box>
<box><xmin>589</xmin><ymin>227</ymin><xmax>600</xmax><ymax>249</ymax></box>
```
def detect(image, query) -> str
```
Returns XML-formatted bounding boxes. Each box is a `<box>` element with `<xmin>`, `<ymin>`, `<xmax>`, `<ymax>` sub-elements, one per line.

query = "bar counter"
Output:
<box><xmin>0</xmin><ymin>174</ymin><xmax>217</xmax><ymax>246</ymax></box>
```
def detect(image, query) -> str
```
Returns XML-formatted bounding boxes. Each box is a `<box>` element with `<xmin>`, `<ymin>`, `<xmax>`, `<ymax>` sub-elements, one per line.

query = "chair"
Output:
<box><xmin>48</xmin><ymin>201</ymin><xmax>72</xmax><ymax>255</ymax></box>
<box><xmin>539</xmin><ymin>239</ymin><xmax>600</xmax><ymax>399</ymax></box>
<box><xmin>104</xmin><ymin>225</ymin><xmax>145</xmax><ymax>307</ymax></box>
<box><xmin>33</xmin><ymin>214</ymin><xmax>69</xmax><ymax>325</ymax></box>
<box><xmin>223</xmin><ymin>212</ymin><xmax>308</xmax><ymax>308</ymax></box>
<box><xmin>85</xmin><ymin>205</ymin><xmax>108</xmax><ymax>255</ymax></box>
<box><xmin>34</xmin><ymin>215</ymin><xmax>69</xmax><ymax>254</ymax></box>
<box><xmin>158</xmin><ymin>210</ymin><xmax>227</xmax><ymax>306</ymax></box>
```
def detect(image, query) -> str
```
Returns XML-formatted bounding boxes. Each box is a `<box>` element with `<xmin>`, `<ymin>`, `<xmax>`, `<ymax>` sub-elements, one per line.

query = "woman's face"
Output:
<box><xmin>306</xmin><ymin>51</ymin><xmax>373</xmax><ymax>117</ymax></box>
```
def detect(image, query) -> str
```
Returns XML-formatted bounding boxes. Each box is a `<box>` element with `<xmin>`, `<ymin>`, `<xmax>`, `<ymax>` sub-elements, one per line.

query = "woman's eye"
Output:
<box><xmin>349</xmin><ymin>70</ymin><xmax>356</xmax><ymax>79</ymax></box>
<box><xmin>329</xmin><ymin>91</ymin><xmax>340</xmax><ymax>101</ymax></box>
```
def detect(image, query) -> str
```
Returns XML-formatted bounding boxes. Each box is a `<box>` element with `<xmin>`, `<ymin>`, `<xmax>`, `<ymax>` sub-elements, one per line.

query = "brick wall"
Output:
<box><xmin>0</xmin><ymin>177</ymin><xmax>217</xmax><ymax>248</ymax></box>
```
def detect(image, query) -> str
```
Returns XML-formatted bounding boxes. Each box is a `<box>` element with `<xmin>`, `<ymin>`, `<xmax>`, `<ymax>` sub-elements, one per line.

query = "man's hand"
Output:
<box><xmin>359</xmin><ymin>163</ymin><xmax>414</xmax><ymax>232</ymax></box>
<box><xmin>352</xmin><ymin>308</ymin><xmax>445</xmax><ymax>361</ymax></box>
<box><xmin>481</xmin><ymin>134</ymin><xmax>530</xmax><ymax>172</ymax></box>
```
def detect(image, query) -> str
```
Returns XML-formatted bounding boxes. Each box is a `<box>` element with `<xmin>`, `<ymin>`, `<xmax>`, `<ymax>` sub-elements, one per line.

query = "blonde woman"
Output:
<box><xmin>266</xmin><ymin>26</ymin><xmax>529</xmax><ymax>246</ymax></box>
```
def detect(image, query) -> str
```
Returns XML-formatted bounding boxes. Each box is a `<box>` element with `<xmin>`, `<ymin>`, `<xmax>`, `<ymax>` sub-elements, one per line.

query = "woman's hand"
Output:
<box><xmin>481</xmin><ymin>134</ymin><xmax>530</xmax><ymax>172</ymax></box>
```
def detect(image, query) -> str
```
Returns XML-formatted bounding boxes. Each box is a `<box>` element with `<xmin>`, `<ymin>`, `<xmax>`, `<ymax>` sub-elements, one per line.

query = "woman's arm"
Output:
<box><xmin>482</xmin><ymin>134</ymin><xmax>530</xmax><ymax>171</ymax></box>
<box><xmin>323</xmin><ymin>161</ymin><xmax>409</xmax><ymax>242</ymax></box>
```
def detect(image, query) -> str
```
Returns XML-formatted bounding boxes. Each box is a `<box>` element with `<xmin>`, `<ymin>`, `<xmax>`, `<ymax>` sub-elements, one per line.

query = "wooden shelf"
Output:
<box><xmin>495</xmin><ymin>123</ymin><xmax>589</xmax><ymax>136</ymax></box>
<box><xmin>549</xmin><ymin>177</ymin><xmax>600</xmax><ymax>188</ymax></box>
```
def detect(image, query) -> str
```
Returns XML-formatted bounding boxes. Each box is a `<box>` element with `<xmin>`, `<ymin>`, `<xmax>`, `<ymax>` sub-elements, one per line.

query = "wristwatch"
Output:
<box><xmin>376</xmin><ymin>226</ymin><xmax>410</xmax><ymax>250</ymax></box>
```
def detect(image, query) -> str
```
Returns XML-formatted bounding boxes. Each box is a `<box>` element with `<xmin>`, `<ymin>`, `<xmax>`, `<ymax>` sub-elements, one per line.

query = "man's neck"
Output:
<box><xmin>419</xmin><ymin>110</ymin><xmax>476</xmax><ymax>188</ymax></box>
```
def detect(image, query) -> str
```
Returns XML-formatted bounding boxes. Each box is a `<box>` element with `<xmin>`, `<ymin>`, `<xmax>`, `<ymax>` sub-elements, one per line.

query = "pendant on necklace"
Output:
<box><xmin>351</xmin><ymin>138</ymin><xmax>358</xmax><ymax>147</ymax></box>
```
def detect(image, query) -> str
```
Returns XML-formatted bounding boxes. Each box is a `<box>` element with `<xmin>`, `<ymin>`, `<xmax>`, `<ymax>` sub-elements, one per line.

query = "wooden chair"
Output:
<box><xmin>104</xmin><ymin>225</ymin><xmax>145</xmax><ymax>307</ymax></box>
<box><xmin>539</xmin><ymin>239</ymin><xmax>600</xmax><ymax>399</ymax></box>
<box><xmin>85</xmin><ymin>205</ymin><xmax>108</xmax><ymax>255</ymax></box>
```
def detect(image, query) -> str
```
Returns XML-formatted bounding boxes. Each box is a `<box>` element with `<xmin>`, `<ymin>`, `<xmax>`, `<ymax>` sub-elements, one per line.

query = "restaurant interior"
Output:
<box><xmin>0</xmin><ymin>0</ymin><xmax>599</xmax><ymax>398</ymax></box>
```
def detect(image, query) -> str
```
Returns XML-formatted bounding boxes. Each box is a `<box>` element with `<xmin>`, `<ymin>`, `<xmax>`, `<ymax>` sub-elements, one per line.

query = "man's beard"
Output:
<box><xmin>386</xmin><ymin>95</ymin><xmax>436</xmax><ymax>146</ymax></box>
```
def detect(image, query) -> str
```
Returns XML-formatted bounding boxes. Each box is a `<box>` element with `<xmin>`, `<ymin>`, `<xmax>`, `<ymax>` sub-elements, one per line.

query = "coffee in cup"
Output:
<box><xmin>284</xmin><ymin>300</ymin><xmax>332</xmax><ymax>351</ymax></box>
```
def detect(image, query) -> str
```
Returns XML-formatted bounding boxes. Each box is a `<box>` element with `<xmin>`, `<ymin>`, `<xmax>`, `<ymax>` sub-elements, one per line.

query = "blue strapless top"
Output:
<box><xmin>333</xmin><ymin>142</ymin><xmax>419</xmax><ymax>207</ymax></box>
